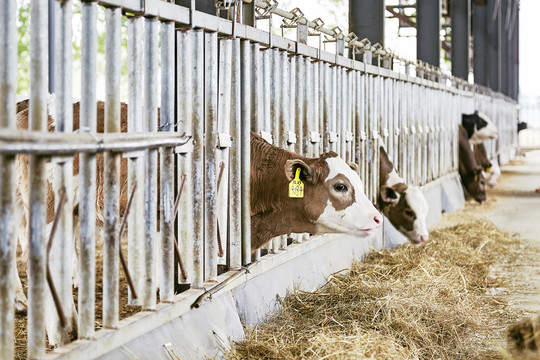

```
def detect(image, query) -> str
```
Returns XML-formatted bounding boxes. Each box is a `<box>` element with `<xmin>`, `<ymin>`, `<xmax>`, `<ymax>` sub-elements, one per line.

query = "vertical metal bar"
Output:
<box><xmin>294</xmin><ymin>55</ymin><xmax>305</xmax><ymax>155</ymax></box>
<box><xmin>160</xmin><ymin>20</ymin><xmax>175</xmax><ymax>302</ymax></box>
<box><xmin>217</xmin><ymin>38</ymin><xmax>232</xmax><ymax>261</ymax></box>
<box><xmin>240</xmin><ymin>39</ymin><xmax>252</xmax><ymax>265</ymax></box>
<box><xmin>78</xmin><ymin>0</ymin><xmax>97</xmax><ymax>340</ymax></box>
<box><xmin>28</xmin><ymin>0</ymin><xmax>48</xmax><ymax>356</ymax></box>
<box><xmin>103</xmin><ymin>6</ymin><xmax>121</xmax><ymax>328</ymax></box>
<box><xmin>177</xmin><ymin>30</ymin><xmax>194</xmax><ymax>286</ymax></box>
<box><xmin>0</xmin><ymin>0</ymin><xmax>17</xmax><ymax>356</ymax></box>
<box><xmin>262</xmin><ymin>49</ymin><xmax>271</xmax><ymax>139</ymax></box>
<box><xmin>143</xmin><ymin>16</ymin><xmax>159</xmax><ymax>308</ymax></box>
<box><xmin>312</xmin><ymin>60</ymin><xmax>321</xmax><ymax>158</ymax></box>
<box><xmin>336</xmin><ymin>67</ymin><xmax>343</xmax><ymax>157</ymax></box>
<box><xmin>127</xmin><ymin>15</ymin><xmax>144</xmax><ymax>306</ymax></box>
<box><xmin>303</xmin><ymin>57</ymin><xmax>312</xmax><ymax>157</ymax></box>
<box><xmin>250</xmin><ymin>42</ymin><xmax>261</xmax><ymax>262</ymax></box>
<box><xmin>48</xmin><ymin>0</ymin><xmax>74</xmax><ymax>344</ymax></box>
<box><xmin>229</xmin><ymin>38</ymin><xmax>242</xmax><ymax>268</ymax></box>
<box><xmin>269</xmin><ymin>47</ymin><xmax>281</xmax><ymax>252</ymax></box>
<box><xmin>204</xmin><ymin>31</ymin><xmax>219</xmax><ymax>281</ymax></box>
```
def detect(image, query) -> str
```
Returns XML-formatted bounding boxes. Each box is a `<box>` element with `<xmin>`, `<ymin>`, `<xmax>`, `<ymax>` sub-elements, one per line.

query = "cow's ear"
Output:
<box><xmin>380</xmin><ymin>185</ymin><xmax>400</xmax><ymax>204</ymax></box>
<box><xmin>285</xmin><ymin>159</ymin><xmax>317</xmax><ymax>183</ymax></box>
<box><xmin>348</xmin><ymin>162</ymin><xmax>359</xmax><ymax>173</ymax></box>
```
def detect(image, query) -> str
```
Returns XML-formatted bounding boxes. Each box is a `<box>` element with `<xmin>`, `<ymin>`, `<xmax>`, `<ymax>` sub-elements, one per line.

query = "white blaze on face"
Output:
<box><xmin>404</xmin><ymin>187</ymin><xmax>429</xmax><ymax>242</ymax></box>
<box><xmin>315</xmin><ymin>157</ymin><xmax>381</xmax><ymax>237</ymax></box>
<box><xmin>469</xmin><ymin>112</ymin><xmax>499</xmax><ymax>145</ymax></box>
<box><xmin>385</xmin><ymin>169</ymin><xmax>403</xmax><ymax>187</ymax></box>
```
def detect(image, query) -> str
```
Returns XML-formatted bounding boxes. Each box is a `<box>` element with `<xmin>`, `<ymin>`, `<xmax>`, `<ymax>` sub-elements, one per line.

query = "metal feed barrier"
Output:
<box><xmin>0</xmin><ymin>0</ymin><xmax>518</xmax><ymax>358</ymax></box>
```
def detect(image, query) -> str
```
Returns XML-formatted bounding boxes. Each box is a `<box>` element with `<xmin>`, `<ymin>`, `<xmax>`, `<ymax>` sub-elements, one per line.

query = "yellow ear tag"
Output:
<box><xmin>288</xmin><ymin>168</ymin><xmax>304</xmax><ymax>198</ymax></box>
<box><xmin>474</xmin><ymin>174</ymin><xmax>479</xmax><ymax>181</ymax></box>
<box><xmin>486</xmin><ymin>167</ymin><xmax>491</xmax><ymax>173</ymax></box>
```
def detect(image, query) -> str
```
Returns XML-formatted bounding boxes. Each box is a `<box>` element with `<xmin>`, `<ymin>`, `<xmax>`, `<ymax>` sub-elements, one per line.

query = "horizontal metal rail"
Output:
<box><xmin>0</xmin><ymin>131</ymin><xmax>189</xmax><ymax>155</ymax></box>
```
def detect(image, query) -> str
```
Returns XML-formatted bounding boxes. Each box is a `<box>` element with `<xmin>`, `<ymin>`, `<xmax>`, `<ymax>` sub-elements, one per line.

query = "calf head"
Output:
<box><xmin>460</xmin><ymin>166</ymin><xmax>487</xmax><ymax>203</ymax></box>
<box><xmin>284</xmin><ymin>154</ymin><xmax>382</xmax><ymax>238</ymax></box>
<box><xmin>462</xmin><ymin>111</ymin><xmax>499</xmax><ymax>145</ymax></box>
<box><xmin>378</xmin><ymin>147</ymin><xmax>429</xmax><ymax>243</ymax></box>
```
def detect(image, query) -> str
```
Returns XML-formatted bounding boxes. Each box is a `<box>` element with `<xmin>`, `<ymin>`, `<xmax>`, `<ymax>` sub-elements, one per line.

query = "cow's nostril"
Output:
<box><xmin>373</xmin><ymin>215</ymin><xmax>382</xmax><ymax>225</ymax></box>
<box><xmin>419</xmin><ymin>235</ymin><xmax>428</xmax><ymax>243</ymax></box>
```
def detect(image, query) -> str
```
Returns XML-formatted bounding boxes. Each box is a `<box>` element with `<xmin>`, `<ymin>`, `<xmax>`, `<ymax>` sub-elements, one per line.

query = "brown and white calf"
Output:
<box><xmin>250</xmin><ymin>132</ymin><xmax>382</xmax><ymax>251</ymax></box>
<box><xmin>458</xmin><ymin>125</ymin><xmax>486</xmax><ymax>203</ymax></box>
<box><xmin>378</xmin><ymin>146</ymin><xmax>429</xmax><ymax>243</ymax></box>
<box><xmin>474</xmin><ymin>143</ymin><xmax>500</xmax><ymax>188</ymax></box>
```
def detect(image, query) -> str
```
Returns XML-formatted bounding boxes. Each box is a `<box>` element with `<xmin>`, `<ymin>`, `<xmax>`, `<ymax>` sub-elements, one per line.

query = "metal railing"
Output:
<box><xmin>0</xmin><ymin>0</ymin><xmax>518</xmax><ymax>358</ymax></box>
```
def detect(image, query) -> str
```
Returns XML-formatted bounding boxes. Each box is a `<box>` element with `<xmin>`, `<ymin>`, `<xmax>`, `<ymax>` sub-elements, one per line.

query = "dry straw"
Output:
<box><xmin>229</xmin><ymin>217</ymin><xmax>537</xmax><ymax>360</ymax></box>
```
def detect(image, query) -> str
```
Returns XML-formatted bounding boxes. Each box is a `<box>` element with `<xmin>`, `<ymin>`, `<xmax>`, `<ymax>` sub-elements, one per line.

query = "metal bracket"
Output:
<box><xmin>175</xmin><ymin>138</ymin><xmax>194</xmax><ymax>154</ymax></box>
<box><xmin>287</xmin><ymin>131</ymin><xmax>297</xmax><ymax>144</ymax></box>
<box><xmin>260</xmin><ymin>130</ymin><xmax>273</xmax><ymax>144</ymax></box>
<box><xmin>214</xmin><ymin>0</ymin><xmax>234</xmax><ymax>10</ymax></box>
<box><xmin>255</xmin><ymin>0</ymin><xmax>278</xmax><ymax>19</ymax></box>
<box><xmin>308</xmin><ymin>17</ymin><xmax>324</xmax><ymax>36</ymax></box>
<box><xmin>309</xmin><ymin>131</ymin><xmax>321</xmax><ymax>143</ymax></box>
<box><xmin>382</xmin><ymin>128</ymin><xmax>389</xmax><ymax>137</ymax></box>
<box><xmin>360</xmin><ymin>131</ymin><xmax>367</xmax><ymax>141</ymax></box>
<box><xmin>410</xmin><ymin>126</ymin><xmax>416</xmax><ymax>135</ymax></box>
<box><xmin>217</xmin><ymin>132</ymin><xmax>233</xmax><ymax>148</ymax></box>
<box><xmin>328</xmin><ymin>131</ymin><xmax>338</xmax><ymax>143</ymax></box>
<box><xmin>345</xmin><ymin>132</ymin><xmax>353</xmax><ymax>142</ymax></box>
<box><xmin>372</xmin><ymin>130</ymin><xmax>380</xmax><ymax>139</ymax></box>
<box><xmin>394</xmin><ymin>127</ymin><xmax>400</xmax><ymax>136</ymax></box>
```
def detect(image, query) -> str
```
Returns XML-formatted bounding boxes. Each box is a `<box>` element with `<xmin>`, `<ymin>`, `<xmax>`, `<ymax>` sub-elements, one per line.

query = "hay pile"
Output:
<box><xmin>229</xmin><ymin>217</ymin><xmax>535</xmax><ymax>360</ymax></box>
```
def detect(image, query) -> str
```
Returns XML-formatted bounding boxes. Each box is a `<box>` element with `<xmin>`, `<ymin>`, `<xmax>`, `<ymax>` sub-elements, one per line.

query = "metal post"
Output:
<box><xmin>417</xmin><ymin>0</ymin><xmax>441</xmax><ymax>67</ymax></box>
<box><xmin>143</xmin><ymin>16</ymin><xmax>159</xmax><ymax>309</ymax></box>
<box><xmin>501</xmin><ymin>0</ymin><xmax>509</xmax><ymax>96</ymax></box>
<box><xmin>217</xmin><ymin>38</ymin><xmax>232</xmax><ymax>260</ymax></box>
<box><xmin>0</xmin><ymin>0</ymin><xmax>17</xmax><ymax>357</ymax></box>
<box><xmin>452</xmin><ymin>0</ymin><xmax>471</xmax><ymax>79</ymax></box>
<box><xmin>349</xmin><ymin>0</ymin><xmax>385</xmax><ymax>49</ymax></box>
<box><xmin>295</xmin><ymin>55</ymin><xmax>305</xmax><ymax>155</ymax></box>
<box><xmin>48</xmin><ymin>0</ymin><xmax>55</xmax><ymax>93</ymax></box>
<box><xmin>229</xmin><ymin>38</ymin><xmax>242</xmax><ymax>268</ymax></box>
<box><xmin>204</xmin><ymin>31</ymin><xmax>218</xmax><ymax>281</ymax></box>
<box><xmin>78</xmin><ymin>0</ymin><xmax>97</xmax><ymax>340</ymax></box>
<box><xmin>160</xmin><ymin>20</ymin><xmax>175</xmax><ymax>302</ymax></box>
<box><xmin>126</xmin><ymin>15</ymin><xmax>144</xmax><ymax>306</ymax></box>
<box><xmin>103</xmin><ymin>6</ymin><xmax>121</xmax><ymax>328</ymax></box>
<box><xmin>250</xmin><ymin>42</ymin><xmax>261</xmax><ymax>262</ymax></box>
<box><xmin>269</xmin><ymin>48</ymin><xmax>281</xmax><ymax>252</ymax></box>
<box><xmin>240</xmin><ymin>39</ymin><xmax>252</xmax><ymax>265</ymax></box>
<box><xmin>487</xmin><ymin>0</ymin><xmax>501</xmax><ymax>91</ymax></box>
<box><xmin>28</xmin><ymin>0</ymin><xmax>48</xmax><ymax>356</ymax></box>
<box><xmin>473</xmin><ymin>1</ymin><xmax>487</xmax><ymax>86</ymax></box>
<box><xmin>49</xmin><ymin>0</ymin><xmax>74</xmax><ymax>344</ymax></box>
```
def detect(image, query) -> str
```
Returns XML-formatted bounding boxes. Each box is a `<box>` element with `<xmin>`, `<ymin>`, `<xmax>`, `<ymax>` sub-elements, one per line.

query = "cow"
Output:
<box><xmin>250</xmin><ymin>131</ymin><xmax>382</xmax><ymax>251</ymax></box>
<box><xmin>459</xmin><ymin>125</ymin><xmax>486</xmax><ymax>203</ymax></box>
<box><xmin>518</xmin><ymin>121</ymin><xmax>528</xmax><ymax>133</ymax></box>
<box><xmin>461</xmin><ymin>111</ymin><xmax>499</xmax><ymax>145</ymax></box>
<box><xmin>474</xmin><ymin>143</ymin><xmax>501</xmax><ymax>188</ymax></box>
<box><xmin>378</xmin><ymin>146</ymin><xmax>429</xmax><ymax>243</ymax></box>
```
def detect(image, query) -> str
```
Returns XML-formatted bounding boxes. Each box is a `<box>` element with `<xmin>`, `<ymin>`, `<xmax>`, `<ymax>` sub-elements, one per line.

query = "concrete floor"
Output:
<box><xmin>453</xmin><ymin>150</ymin><xmax>540</xmax><ymax>314</ymax></box>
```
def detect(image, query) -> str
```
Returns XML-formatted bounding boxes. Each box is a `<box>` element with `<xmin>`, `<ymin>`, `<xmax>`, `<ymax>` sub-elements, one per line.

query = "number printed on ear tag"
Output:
<box><xmin>289</xmin><ymin>168</ymin><xmax>304</xmax><ymax>198</ymax></box>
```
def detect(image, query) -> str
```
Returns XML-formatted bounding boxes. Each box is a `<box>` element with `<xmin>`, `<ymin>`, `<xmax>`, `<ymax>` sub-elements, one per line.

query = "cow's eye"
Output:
<box><xmin>404</xmin><ymin>209</ymin><xmax>414</xmax><ymax>218</ymax></box>
<box><xmin>333</xmin><ymin>183</ymin><xmax>348</xmax><ymax>192</ymax></box>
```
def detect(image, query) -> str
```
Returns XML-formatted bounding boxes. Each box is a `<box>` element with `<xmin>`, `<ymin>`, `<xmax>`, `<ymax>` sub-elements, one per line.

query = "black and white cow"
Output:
<box><xmin>461</xmin><ymin>111</ymin><xmax>499</xmax><ymax>145</ymax></box>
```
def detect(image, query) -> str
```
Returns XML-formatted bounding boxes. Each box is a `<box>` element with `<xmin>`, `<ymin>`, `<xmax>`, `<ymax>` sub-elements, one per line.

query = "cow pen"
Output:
<box><xmin>0</xmin><ymin>0</ymin><xmax>519</xmax><ymax>359</ymax></box>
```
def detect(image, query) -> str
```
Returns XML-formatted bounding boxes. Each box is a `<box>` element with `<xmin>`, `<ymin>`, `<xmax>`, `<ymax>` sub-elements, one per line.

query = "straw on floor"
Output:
<box><xmin>228</xmin><ymin>216</ymin><xmax>537</xmax><ymax>360</ymax></box>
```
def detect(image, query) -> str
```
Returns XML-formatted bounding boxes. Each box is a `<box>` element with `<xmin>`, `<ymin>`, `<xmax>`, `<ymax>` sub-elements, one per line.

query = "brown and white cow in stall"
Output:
<box><xmin>378</xmin><ymin>146</ymin><xmax>429</xmax><ymax>243</ymax></box>
<box><xmin>474</xmin><ymin>143</ymin><xmax>501</xmax><ymax>188</ymax></box>
<box><xmin>458</xmin><ymin>125</ymin><xmax>486</xmax><ymax>203</ymax></box>
<box><xmin>461</xmin><ymin>111</ymin><xmax>499</xmax><ymax>145</ymax></box>
<box><xmin>15</xmin><ymin>98</ymin><xmax>132</xmax><ymax>346</ymax></box>
<box><xmin>250</xmin><ymin>132</ymin><xmax>382</xmax><ymax>251</ymax></box>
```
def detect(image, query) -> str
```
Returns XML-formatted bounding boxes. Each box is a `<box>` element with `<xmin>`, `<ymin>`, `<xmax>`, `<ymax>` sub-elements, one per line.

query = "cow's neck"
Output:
<box><xmin>250</xmin><ymin>134</ymin><xmax>318</xmax><ymax>251</ymax></box>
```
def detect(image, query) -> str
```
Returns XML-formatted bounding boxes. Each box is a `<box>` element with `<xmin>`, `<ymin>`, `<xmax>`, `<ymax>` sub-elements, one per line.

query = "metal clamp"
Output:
<box><xmin>260</xmin><ymin>130</ymin><xmax>273</xmax><ymax>144</ymax></box>
<box><xmin>328</xmin><ymin>131</ymin><xmax>338</xmax><ymax>143</ymax></box>
<box><xmin>281</xmin><ymin>7</ymin><xmax>304</xmax><ymax>27</ymax></box>
<box><xmin>360</xmin><ymin>131</ymin><xmax>367</xmax><ymax>141</ymax></box>
<box><xmin>217</xmin><ymin>132</ymin><xmax>233</xmax><ymax>148</ymax></box>
<box><xmin>308</xmin><ymin>17</ymin><xmax>325</xmax><ymax>36</ymax></box>
<box><xmin>394</xmin><ymin>127</ymin><xmax>400</xmax><ymax>136</ymax></box>
<box><xmin>372</xmin><ymin>130</ymin><xmax>380</xmax><ymax>139</ymax></box>
<box><xmin>175</xmin><ymin>139</ymin><xmax>194</xmax><ymax>154</ymax></box>
<box><xmin>214</xmin><ymin>0</ymin><xmax>234</xmax><ymax>10</ymax></box>
<box><xmin>309</xmin><ymin>131</ymin><xmax>321</xmax><ymax>143</ymax></box>
<box><xmin>287</xmin><ymin>131</ymin><xmax>297</xmax><ymax>144</ymax></box>
<box><xmin>345</xmin><ymin>132</ymin><xmax>353</xmax><ymax>142</ymax></box>
<box><xmin>382</xmin><ymin>128</ymin><xmax>389</xmax><ymax>137</ymax></box>
<box><xmin>255</xmin><ymin>0</ymin><xmax>278</xmax><ymax>19</ymax></box>
<box><xmin>410</xmin><ymin>126</ymin><xmax>417</xmax><ymax>135</ymax></box>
